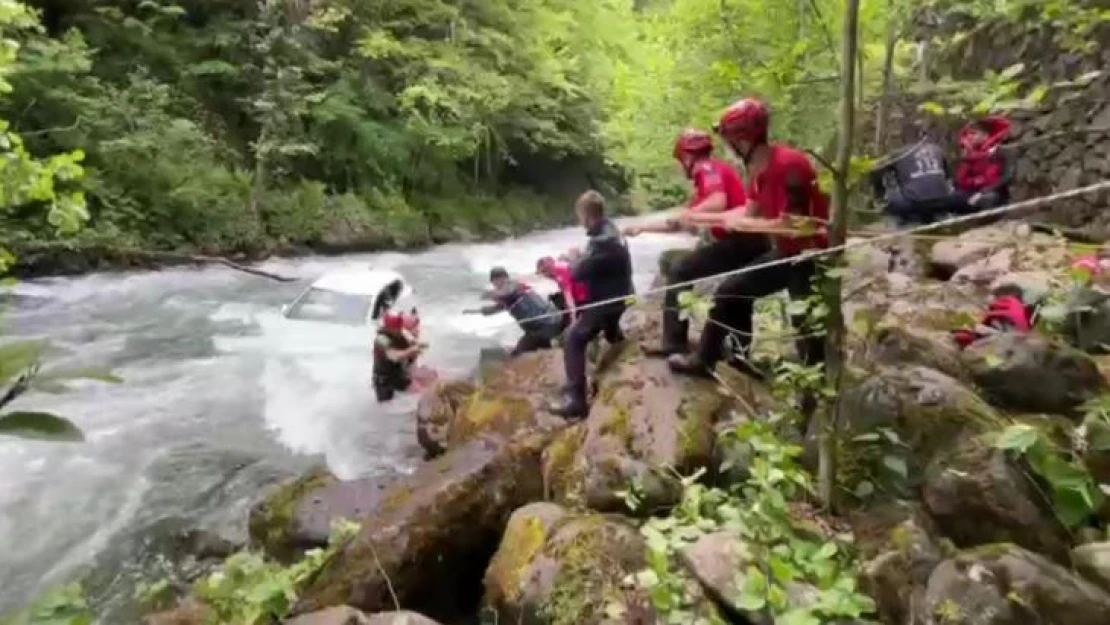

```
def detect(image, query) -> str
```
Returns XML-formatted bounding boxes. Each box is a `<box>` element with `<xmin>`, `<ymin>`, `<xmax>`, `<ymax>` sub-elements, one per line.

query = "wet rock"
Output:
<box><xmin>857</xmin><ymin>506</ymin><xmax>944</xmax><ymax>625</ymax></box>
<box><xmin>292</xmin><ymin>433</ymin><xmax>550</xmax><ymax>621</ymax></box>
<box><xmin>169</xmin><ymin>528</ymin><xmax>242</xmax><ymax>561</ymax></box>
<box><xmin>482</xmin><ymin>505</ymin><xmax>662</xmax><ymax>625</ymax></box>
<box><xmin>249</xmin><ymin>468</ymin><xmax>344</xmax><ymax>559</ymax></box>
<box><xmin>365</xmin><ymin>612</ymin><xmax>443</xmax><ymax>625</ymax></box>
<box><xmin>1073</xmin><ymin>542</ymin><xmax>1110</xmax><ymax>593</ymax></box>
<box><xmin>546</xmin><ymin>340</ymin><xmax>727</xmax><ymax>515</ymax></box>
<box><xmin>679</xmin><ymin>531</ymin><xmax>855</xmax><ymax>625</ymax></box>
<box><xmin>283</xmin><ymin>606</ymin><xmax>370</xmax><ymax>625</ymax></box>
<box><xmin>922</xmin><ymin>440</ymin><xmax>1070</xmax><ymax>563</ymax></box>
<box><xmin>824</xmin><ymin>366</ymin><xmax>1002</xmax><ymax>485</ymax></box>
<box><xmin>961</xmin><ymin>332</ymin><xmax>1106</xmax><ymax>416</ymax></box>
<box><xmin>415</xmin><ymin>379</ymin><xmax>475</xmax><ymax>458</ymax></box>
<box><xmin>1060</xmin><ymin>286</ymin><xmax>1110</xmax><ymax>353</ymax></box>
<box><xmin>867</xmin><ymin>323</ymin><xmax>970</xmax><ymax>382</ymax></box>
<box><xmin>143</xmin><ymin>598</ymin><xmax>210</xmax><ymax>625</ymax></box>
<box><xmin>951</xmin><ymin>248</ymin><xmax>1014</xmax><ymax>286</ymax></box>
<box><xmin>923</xmin><ymin>544</ymin><xmax>1110</xmax><ymax>625</ymax></box>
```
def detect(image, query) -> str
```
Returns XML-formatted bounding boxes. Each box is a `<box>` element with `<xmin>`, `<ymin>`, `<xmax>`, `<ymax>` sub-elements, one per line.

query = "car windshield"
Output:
<box><xmin>285</xmin><ymin>287</ymin><xmax>372</xmax><ymax>326</ymax></box>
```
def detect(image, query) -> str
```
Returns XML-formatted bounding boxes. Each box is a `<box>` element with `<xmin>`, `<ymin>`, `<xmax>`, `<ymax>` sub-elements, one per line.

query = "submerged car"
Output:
<box><xmin>283</xmin><ymin>268</ymin><xmax>416</xmax><ymax>327</ymax></box>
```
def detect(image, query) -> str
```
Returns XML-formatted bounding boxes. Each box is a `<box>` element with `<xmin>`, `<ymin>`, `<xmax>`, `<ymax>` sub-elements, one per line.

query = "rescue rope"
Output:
<box><xmin>503</xmin><ymin>179</ymin><xmax>1110</xmax><ymax>326</ymax></box>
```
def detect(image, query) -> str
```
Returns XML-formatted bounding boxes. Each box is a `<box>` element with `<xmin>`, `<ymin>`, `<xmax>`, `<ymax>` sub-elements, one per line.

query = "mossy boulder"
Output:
<box><xmin>249</xmin><ymin>467</ymin><xmax>345</xmax><ymax>560</ymax></box>
<box><xmin>922</xmin><ymin>439</ymin><xmax>1071</xmax><ymax>563</ymax></box>
<box><xmin>415</xmin><ymin>379</ymin><xmax>475</xmax><ymax>458</ymax></box>
<box><xmin>414</xmin><ymin>350</ymin><xmax>567</xmax><ymax>457</ymax></box>
<box><xmin>289</xmin><ymin>432</ymin><xmax>551</xmax><ymax>622</ymax></box>
<box><xmin>924</xmin><ymin>544</ymin><xmax>1110</xmax><ymax>625</ymax></box>
<box><xmin>962</xmin><ymin>332</ymin><xmax>1108</xmax><ymax>417</ymax></box>
<box><xmin>817</xmin><ymin>366</ymin><xmax>1003</xmax><ymax>487</ymax></box>
<box><xmin>547</xmin><ymin>340</ymin><xmax>727</xmax><ymax>515</ymax></box>
<box><xmin>856</xmin><ymin>504</ymin><xmax>945</xmax><ymax>625</ymax></box>
<box><xmin>482</xmin><ymin>505</ymin><xmax>657</xmax><ymax>625</ymax></box>
<box><xmin>864</xmin><ymin>322</ymin><xmax>971</xmax><ymax>382</ymax></box>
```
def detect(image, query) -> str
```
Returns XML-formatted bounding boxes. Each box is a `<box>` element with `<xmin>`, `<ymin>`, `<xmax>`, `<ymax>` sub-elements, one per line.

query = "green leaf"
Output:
<box><xmin>853</xmin><ymin>480</ymin><xmax>874</xmax><ymax>498</ymax></box>
<box><xmin>778</xmin><ymin>608</ymin><xmax>821</xmax><ymax>625</ymax></box>
<box><xmin>881</xmin><ymin>455</ymin><xmax>908</xmax><ymax>479</ymax></box>
<box><xmin>0</xmin><ymin>339</ymin><xmax>47</xmax><ymax>383</ymax></box>
<box><xmin>736</xmin><ymin>566</ymin><xmax>768</xmax><ymax>611</ymax></box>
<box><xmin>0</xmin><ymin>411</ymin><xmax>84</xmax><ymax>442</ymax></box>
<box><xmin>993</xmin><ymin>424</ymin><xmax>1040</xmax><ymax>454</ymax></box>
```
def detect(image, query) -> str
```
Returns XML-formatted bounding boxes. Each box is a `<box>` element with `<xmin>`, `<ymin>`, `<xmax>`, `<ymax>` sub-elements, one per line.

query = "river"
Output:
<box><xmin>0</xmin><ymin>218</ymin><xmax>689</xmax><ymax>619</ymax></box>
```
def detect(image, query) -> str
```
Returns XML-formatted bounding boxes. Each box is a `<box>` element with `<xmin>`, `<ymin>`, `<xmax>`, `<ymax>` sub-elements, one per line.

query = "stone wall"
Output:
<box><xmin>877</xmin><ymin>14</ymin><xmax>1110</xmax><ymax>236</ymax></box>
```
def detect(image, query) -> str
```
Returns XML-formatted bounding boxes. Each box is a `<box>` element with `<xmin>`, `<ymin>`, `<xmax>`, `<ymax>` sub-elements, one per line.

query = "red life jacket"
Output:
<box><xmin>954</xmin><ymin>116</ymin><xmax>1010</xmax><ymax>193</ymax></box>
<box><xmin>951</xmin><ymin>294</ymin><xmax>1032</xmax><ymax>349</ymax></box>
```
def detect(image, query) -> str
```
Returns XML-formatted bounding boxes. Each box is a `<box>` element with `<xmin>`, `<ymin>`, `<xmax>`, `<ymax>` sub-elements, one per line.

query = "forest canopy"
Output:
<box><xmin>0</xmin><ymin>0</ymin><xmax>1092</xmax><ymax>269</ymax></box>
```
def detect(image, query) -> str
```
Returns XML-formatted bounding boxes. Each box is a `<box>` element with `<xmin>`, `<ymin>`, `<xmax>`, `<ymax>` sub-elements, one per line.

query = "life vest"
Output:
<box><xmin>373</xmin><ymin>329</ymin><xmax>413</xmax><ymax>391</ymax></box>
<box><xmin>951</xmin><ymin>294</ymin><xmax>1032</xmax><ymax>349</ymax></box>
<box><xmin>954</xmin><ymin>116</ymin><xmax>1010</xmax><ymax>194</ymax></box>
<box><xmin>495</xmin><ymin>281</ymin><xmax>560</xmax><ymax>334</ymax></box>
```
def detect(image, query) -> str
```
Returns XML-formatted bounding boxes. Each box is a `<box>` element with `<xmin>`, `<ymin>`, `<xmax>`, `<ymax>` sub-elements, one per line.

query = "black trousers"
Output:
<box><xmin>885</xmin><ymin>189</ymin><xmax>1007</xmax><ymax>225</ymax></box>
<box><xmin>564</xmin><ymin>304</ymin><xmax>626</xmax><ymax>400</ymax></box>
<box><xmin>512</xmin><ymin>329</ymin><xmax>556</xmax><ymax>357</ymax></box>
<box><xmin>698</xmin><ymin>250</ymin><xmax>825</xmax><ymax>369</ymax></box>
<box><xmin>660</xmin><ymin>234</ymin><xmax>770</xmax><ymax>349</ymax></box>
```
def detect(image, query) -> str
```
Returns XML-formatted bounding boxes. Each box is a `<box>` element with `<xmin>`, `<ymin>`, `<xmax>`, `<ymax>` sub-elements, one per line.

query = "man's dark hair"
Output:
<box><xmin>971</xmin><ymin>119</ymin><xmax>994</xmax><ymax>133</ymax></box>
<box><xmin>489</xmin><ymin>267</ymin><xmax>509</xmax><ymax>281</ymax></box>
<box><xmin>575</xmin><ymin>190</ymin><xmax>606</xmax><ymax>219</ymax></box>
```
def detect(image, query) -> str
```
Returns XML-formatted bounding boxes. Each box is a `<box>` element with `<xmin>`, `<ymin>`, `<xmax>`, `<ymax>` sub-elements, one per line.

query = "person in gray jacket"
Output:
<box><xmin>464</xmin><ymin>267</ymin><xmax>563</xmax><ymax>357</ymax></box>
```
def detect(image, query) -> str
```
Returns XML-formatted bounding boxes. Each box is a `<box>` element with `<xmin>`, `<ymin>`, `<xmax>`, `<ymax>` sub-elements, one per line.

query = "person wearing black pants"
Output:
<box><xmin>550</xmin><ymin>190</ymin><xmax>634</xmax><ymax>420</ymax></box>
<box><xmin>625</xmin><ymin>128</ymin><xmax>754</xmax><ymax>356</ymax></box>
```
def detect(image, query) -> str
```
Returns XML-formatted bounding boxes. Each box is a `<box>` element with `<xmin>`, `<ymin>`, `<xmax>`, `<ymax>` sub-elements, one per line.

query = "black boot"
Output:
<box><xmin>549</xmin><ymin>388</ymin><xmax>588</xmax><ymax>420</ymax></box>
<box><xmin>666</xmin><ymin>353</ymin><xmax>714</xmax><ymax>379</ymax></box>
<box><xmin>643</xmin><ymin>297</ymin><xmax>688</xmax><ymax>358</ymax></box>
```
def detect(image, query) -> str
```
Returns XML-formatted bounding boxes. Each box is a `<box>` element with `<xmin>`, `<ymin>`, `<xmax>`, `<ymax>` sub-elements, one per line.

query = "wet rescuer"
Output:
<box><xmin>676</xmin><ymin>97</ymin><xmax>830</xmax><ymax>379</ymax></box>
<box><xmin>624</xmin><ymin>128</ymin><xmax>768</xmax><ymax>357</ymax></box>
<box><xmin>372</xmin><ymin>310</ymin><xmax>424</xmax><ymax>402</ymax></box>
<box><xmin>550</xmin><ymin>190</ymin><xmax>634</xmax><ymax>419</ymax></box>
<box><xmin>464</xmin><ymin>267</ymin><xmax>563</xmax><ymax>357</ymax></box>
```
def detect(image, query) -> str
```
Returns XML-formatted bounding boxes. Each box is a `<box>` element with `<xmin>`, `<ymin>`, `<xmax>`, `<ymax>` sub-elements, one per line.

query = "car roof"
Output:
<box><xmin>309</xmin><ymin>268</ymin><xmax>407</xmax><ymax>296</ymax></box>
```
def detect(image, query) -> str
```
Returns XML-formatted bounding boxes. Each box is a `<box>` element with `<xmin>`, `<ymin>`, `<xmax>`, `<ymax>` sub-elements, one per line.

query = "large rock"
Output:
<box><xmin>249</xmin><ymin>468</ymin><xmax>349</xmax><ymax>559</ymax></box>
<box><xmin>827</xmin><ymin>366</ymin><xmax>1003</xmax><ymax>486</ymax></box>
<box><xmin>414</xmin><ymin>351</ymin><xmax>567</xmax><ymax>457</ymax></box>
<box><xmin>865</xmin><ymin>323</ymin><xmax>971</xmax><ymax>382</ymax></box>
<box><xmin>483</xmin><ymin>504</ymin><xmax>660</xmax><ymax>625</ymax></box>
<box><xmin>679</xmin><ymin>531</ymin><xmax>870</xmax><ymax>625</ymax></box>
<box><xmin>930</xmin><ymin>222</ymin><xmax>1069</xmax><ymax>280</ymax></box>
<box><xmin>283</xmin><ymin>606</ymin><xmax>370</xmax><ymax>625</ymax></box>
<box><xmin>1060</xmin><ymin>286</ymin><xmax>1110</xmax><ymax>353</ymax></box>
<box><xmin>924</xmin><ymin>544</ymin><xmax>1110</xmax><ymax>625</ymax></box>
<box><xmin>287</xmin><ymin>433</ymin><xmax>550</xmax><ymax>621</ymax></box>
<box><xmin>543</xmin><ymin>340</ymin><xmax>727</xmax><ymax>515</ymax></box>
<box><xmin>951</xmin><ymin>248</ymin><xmax>1015</xmax><ymax>287</ymax></box>
<box><xmin>961</xmin><ymin>332</ymin><xmax>1107</xmax><ymax>416</ymax></box>
<box><xmin>856</xmin><ymin>505</ymin><xmax>944</xmax><ymax>625</ymax></box>
<box><xmin>365</xmin><ymin>612</ymin><xmax>443</xmax><ymax>625</ymax></box>
<box><xmin>922</xmin><ymin>440</ymin><xmax>1071</xmax><ymax>563</ymax></box>
<box><xmin>1073</xmin><ymin>542</ymin><xmax>1110</xmax><ymax>593</ymax></box>
<box><xmin>415</xmin><ymin>379</ymin><xmax>475</xmax><ymax>458</ymax></box>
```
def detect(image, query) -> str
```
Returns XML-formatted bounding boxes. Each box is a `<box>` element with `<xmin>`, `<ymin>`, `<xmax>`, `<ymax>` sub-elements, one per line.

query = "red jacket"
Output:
<box><xmin>951</xmin><ymin>294</ymin><xmax>1031</xmax><ymax>349</ymax></box>
<box><xmin>954</xmin><ymin>116</ymin><xmax>1011</xmax><ymax>194</ymax></box>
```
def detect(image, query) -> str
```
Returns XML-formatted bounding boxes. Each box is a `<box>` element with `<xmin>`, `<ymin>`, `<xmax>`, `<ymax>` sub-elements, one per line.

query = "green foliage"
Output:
<box><xmin>191</xmin><ymin>518</ymin><xmax>359</xmax><ymax>625</ymax></box>
<box><xmin>0</xmin><ymin>583</ymin><xmax>93</xmax><ymax>625</ymax></box>
<box><xmin>993</xmin><ymin>421</ymin><xmax>1104</xmax><ymax>528</ymax></box>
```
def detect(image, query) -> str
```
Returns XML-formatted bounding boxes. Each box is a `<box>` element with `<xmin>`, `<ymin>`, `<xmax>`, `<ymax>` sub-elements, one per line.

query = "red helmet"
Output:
<box><xmin>672</xmin><ymin>128</ymin><xmax>714</xmax><ymax>160</ymax></box>
<box><xmin>381</xmin><ymin>310</ymin><xmax>404</xmax><ymax>331</ymax></box>
<box><xmin>402</xmin><ymin>311</ymin><xmax>420</xmax><ymax>332</ymax></box>
<box><xmin>715</xmin><ymin>98</ymin><xmax>770</xmax><ymax>145</ymax></box>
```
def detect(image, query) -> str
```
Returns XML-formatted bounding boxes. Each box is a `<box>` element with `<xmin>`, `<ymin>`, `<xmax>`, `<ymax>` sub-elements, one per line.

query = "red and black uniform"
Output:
<box><xmin>648</xmin><ymin>129</ymin><xmax>769</xmax><ymax>356</ymax></box>
<box><xmin>953</xmin><ymin>115</ymin><xmax>1012</xmax><ymax>211</ymax></box>
<box><xmin>674</xmin><ymin>98</ymin><xmax>829</xmax><ymax>378</ymax></box>
<box><xmin>373</xmin><ymin>312</ymin><xmax>414</xmax><ymax>402</ymax></box>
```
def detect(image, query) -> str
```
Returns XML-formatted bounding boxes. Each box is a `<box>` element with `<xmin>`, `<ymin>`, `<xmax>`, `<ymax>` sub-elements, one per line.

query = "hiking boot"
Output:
<box><xmin>549</xmin><ymin>393</ymin><xmax>588</xmax><ymax>421</ymax></box>
<box><xmin>666</xmin><ymin>353</ymin><xmax>714</xmax><ymax>379</ymax></box>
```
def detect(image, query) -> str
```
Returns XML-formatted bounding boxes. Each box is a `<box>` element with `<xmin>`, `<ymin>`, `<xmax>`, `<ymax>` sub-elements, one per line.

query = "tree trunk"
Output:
<box><xmin>819</xmin><ymin>0</ymin><xmax>861</xmax><ymax>510</ymax></box>
<box><xmin>874</xmin><ymin>5</ymin><xmax>898</xmax><ymax>152</ymax></box>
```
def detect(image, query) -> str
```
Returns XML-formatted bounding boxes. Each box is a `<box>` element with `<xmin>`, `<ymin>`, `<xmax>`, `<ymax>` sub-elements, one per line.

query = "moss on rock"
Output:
<box><xmin>543</xmin><ymin>424</ymin><xmax>587</xmax><ymax>505</ymax></box>
<box><xmin>248</xmin><ymin>468</ymin><xmax>337</xmax><ymax>560</ymax></box>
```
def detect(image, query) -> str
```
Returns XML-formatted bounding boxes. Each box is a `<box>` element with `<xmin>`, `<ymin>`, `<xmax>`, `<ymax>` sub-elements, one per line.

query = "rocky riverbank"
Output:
<box><xmin>146</xmin><ymin>219</ymin><xmax>1110</xmax><ymax>624</ymax></box>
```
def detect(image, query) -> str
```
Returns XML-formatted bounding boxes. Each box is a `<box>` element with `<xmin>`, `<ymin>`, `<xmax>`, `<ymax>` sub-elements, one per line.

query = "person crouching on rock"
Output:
<box><xmin>953</xmin><ymin>115</ymin><xmax>1013</xmax><ymax>214</ymax></box>
<box><xmin>537</xmin><ymin>255</ymin><xmax>589</xmax><ymax>331</ymax></box>
<box><xmin>464</xmin><ymin>267</ymin><xmax>564</xmax><ymax>357</ymax></box>
<box><xmin>673</xmin><ymin>97</ymin><xmax>830</xmax><ymax>380</ymax></box>
<box><xmin>549</xmin><ymin>190</ymin><xmax>634</xmax><ymax>420</ymax></box>
<box><xmin>623</xmin><ymin>128</ymin><xmax>768</xmax><ymax>358</ymax></box>
<box><xmin>373</xmin><ymin>310</ymin><xmax>426</xmax><ymax>402</ymax></box>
